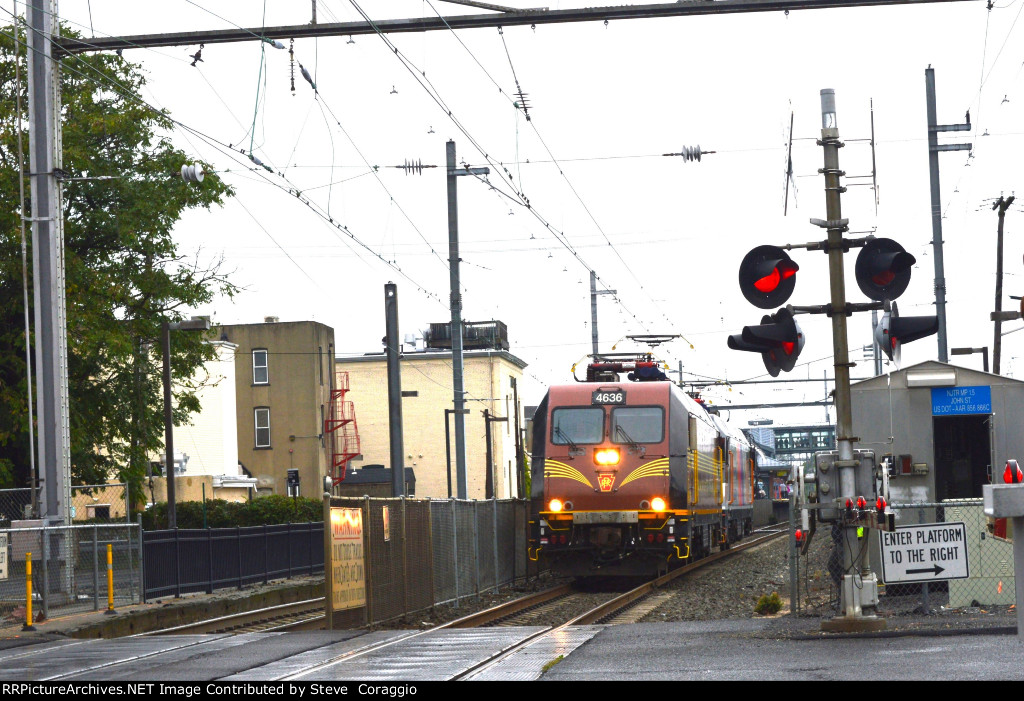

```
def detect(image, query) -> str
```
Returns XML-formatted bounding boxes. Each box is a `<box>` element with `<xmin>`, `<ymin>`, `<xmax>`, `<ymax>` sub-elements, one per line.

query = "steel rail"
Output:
<box><xmin>143</xmin><ymin>597</ymin><xmax>326</xmax><ymax>635</ymax></box>
<box><xmin>433</xmin><ymin>582</ymin><xmax>575</xmax><ymax>628</ymax></box>
<box><xmin>569</xmin><ymin>527</ymin><xmax>787</xmax><ymax>624</ymax></box>
<box><xmin>451</xmin><ymin>526</ymin><xmax>788</xmax><ymax>679</ymax></box>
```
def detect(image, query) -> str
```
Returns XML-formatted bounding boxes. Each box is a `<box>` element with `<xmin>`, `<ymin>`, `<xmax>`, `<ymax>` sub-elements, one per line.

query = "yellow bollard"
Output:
<box><xmin>23</xmin><ymin>552</ymin><xmax>35</xmax><ymax>632</ymax></box>
<box><xmin>105</xmin><ymin>543</ymin><xmax>115</xmax><ymax>615</ymax></box>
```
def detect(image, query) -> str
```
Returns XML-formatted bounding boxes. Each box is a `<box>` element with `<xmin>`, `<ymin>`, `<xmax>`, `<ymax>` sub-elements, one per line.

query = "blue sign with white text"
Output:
<box><xmin>931</xmin><ymin>386</ymin><xmax>992</xmax><ymax>416</ymax></box>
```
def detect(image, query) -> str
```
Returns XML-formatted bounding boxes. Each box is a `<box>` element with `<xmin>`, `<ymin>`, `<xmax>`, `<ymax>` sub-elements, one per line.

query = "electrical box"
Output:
<box><xmin>813</xmin><ymin>450</ymin><xmax>876</xmax><ymax>522</ymax></box>
<box><xmin>287</xmin><ymin>469</ymin><xmax>300</xmax><ymax>497</ymax></box>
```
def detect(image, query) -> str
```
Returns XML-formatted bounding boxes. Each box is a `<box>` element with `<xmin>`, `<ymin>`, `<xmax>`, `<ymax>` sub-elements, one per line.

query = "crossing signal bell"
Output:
<box><xmin>874</xmin><ymin>302</ymin><xmax>939</xmax><ymax>364</ymax></box>
<box><xmin>727</xmin><ymin>307</ymin><xmax>804</xmax><ymax>377</ymax></box>
<box><xmin>738</xmin><ymin>245</ymin><xmax>800</xmax><ymax>309</ymax></box>
<box><xmin>855</xmin><ymin>238</ymin><xmax>915</xmax><ymax>301</ymax></box>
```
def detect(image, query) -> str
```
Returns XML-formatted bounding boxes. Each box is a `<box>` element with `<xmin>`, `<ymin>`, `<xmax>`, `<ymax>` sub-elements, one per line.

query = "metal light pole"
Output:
<box><xmin>992</xmin><ymin>195</ymin><xmax>1015</xmax><ymax>374</ymax></box>
<box><xmin>483</xmin><ymin>409</ymin><xmax>508</xmax><ymax>499</ymax></box>
<box><xmin>925</xmin><ymin>67</ymin><xmax>972</xmax><ymax>363</ymax></box>
<box><xmin>590</xmin><ymin>271</ymin><xmax>616</xmax><ymax>356</ymax></box>
<box><xmin>385</xmin><ymin>283</ymin><xmax>405</xmax><ymax>497</ymax></box>
<box><xmin>446</xmin><ymin>141</ymin><xmax>488</xmax><ymax>499</ymax></box>
<box><xmin>951</xmin><ymin>347</ymin><xmax>990</xmax><ymax>373</ymax></box>
<box><xmin>162</xmin><ymin>317</ymin><xmax>210</xmax><ymax>529</ymax></box>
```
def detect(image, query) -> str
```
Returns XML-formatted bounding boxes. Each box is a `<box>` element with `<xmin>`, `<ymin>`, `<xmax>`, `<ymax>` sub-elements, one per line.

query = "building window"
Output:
<box><xmin>255</xmin><ymin>407</ymin><xmax>271</xmax><ymax>448</ymax></box>
<box><xmin>253</xmin><ymin>349</ymin><xmax>269</xmax><ymax>385</ymax></box>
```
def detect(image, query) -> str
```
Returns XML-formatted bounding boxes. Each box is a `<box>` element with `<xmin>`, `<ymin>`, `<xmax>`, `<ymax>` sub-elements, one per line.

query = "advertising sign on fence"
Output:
<box><xmin>0</xmin><ymin>533</ymin><xmax>7</xmax><ymax>579</ymax></box>
<box><xmin>329</xmin><ymin>507</ymin><xmax>366</xmax><ymax>611</ymax></box>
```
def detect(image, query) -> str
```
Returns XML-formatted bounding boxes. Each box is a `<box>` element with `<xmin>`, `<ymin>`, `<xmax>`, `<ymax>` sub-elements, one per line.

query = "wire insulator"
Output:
<box><xmin>662</xmin><ymin>145</ymin><xmax>714</xmax><ymax>162</ymax></box>
<box><xmin>289</xmin><ymin>39</ymin><xmax>295</xmax><ymax>95</ymax></box>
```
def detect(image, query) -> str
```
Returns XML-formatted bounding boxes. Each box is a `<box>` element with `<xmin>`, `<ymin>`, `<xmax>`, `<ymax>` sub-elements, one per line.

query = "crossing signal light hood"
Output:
<box><xmin>727</xmin><ymin>307</ymin><xmax>805</xmax><ymax>377</ymax></box>
<box><xmin>738</xmin><ymin>245</ymin><xmax>799</xmax><ymax>309</ymax></box>
<box><xmin>875</xmin><ymin>301</ymin><xmax>939</xmax><ymax>364</ymax></box>
<box><xmin>855</xmin><ymin>238</ymin><xmax>915</xmax><ymax>301</ymax></box>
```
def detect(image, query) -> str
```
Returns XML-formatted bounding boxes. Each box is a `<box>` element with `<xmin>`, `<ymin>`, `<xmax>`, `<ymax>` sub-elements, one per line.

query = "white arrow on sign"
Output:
<box><xmin>878</xmin><ymin>521</ymin><xmax>970</xmax><ymax>584</ymax></box>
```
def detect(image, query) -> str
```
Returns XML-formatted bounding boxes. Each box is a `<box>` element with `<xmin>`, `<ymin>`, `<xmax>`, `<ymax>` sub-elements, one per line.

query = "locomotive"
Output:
<box><xmin>528</xmin><ymin>354</ymin><xmax>755</xmax><ymax>577</ymax></box>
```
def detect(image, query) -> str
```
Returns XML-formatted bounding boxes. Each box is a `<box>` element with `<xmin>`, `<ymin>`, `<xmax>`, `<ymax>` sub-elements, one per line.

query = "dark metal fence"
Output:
<box><xmin>142</xmin><ymin>522</ymin><xmax>323</xmax><ymax>600</ymax></box>
<box><xmin>328</xmin><ymin>497</ymin><xmax>534</xmax><ymax>627</ymax></box>
<box><xmin>0</xmin><ymin>523</ymin><xmax>143</xmax><ymax>621</ymax></box>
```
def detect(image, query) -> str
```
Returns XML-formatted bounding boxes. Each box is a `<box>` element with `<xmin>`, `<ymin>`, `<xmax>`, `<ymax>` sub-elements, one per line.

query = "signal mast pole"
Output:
<box><xmin>817</xmin><ymin>89</ymin><xmax>885</xmax><ymax>632</ymax></box>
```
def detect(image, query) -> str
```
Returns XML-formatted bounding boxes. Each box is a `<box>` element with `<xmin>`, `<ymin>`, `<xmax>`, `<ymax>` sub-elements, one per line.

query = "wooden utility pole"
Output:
<box><xmin>992</xmin><ymin>195</ymin><xmax>1015</xmax><ymax>374</ymax></box>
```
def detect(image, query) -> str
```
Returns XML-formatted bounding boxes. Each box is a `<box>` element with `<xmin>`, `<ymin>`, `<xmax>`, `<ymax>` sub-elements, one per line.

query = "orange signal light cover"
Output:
<box><xmin>650</xmin><ymin>496</ymin><xmax>667</xmax><ymax>512</ymax></box>
<box><xmin>548</xmin><ymin>499</ymin><xmax>563</xmax><ymax>512</ymax></box>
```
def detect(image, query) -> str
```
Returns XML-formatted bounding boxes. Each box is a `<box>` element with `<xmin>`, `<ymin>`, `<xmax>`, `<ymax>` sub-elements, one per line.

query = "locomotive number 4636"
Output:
<box><xmin>592</xmin><ymin>390</ymin><xmax>626</xmax><ymax>405</ymax></box>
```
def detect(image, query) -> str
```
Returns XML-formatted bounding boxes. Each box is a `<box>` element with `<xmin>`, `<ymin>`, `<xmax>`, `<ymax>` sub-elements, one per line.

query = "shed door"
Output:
<box><xmin>932</xmin><ymin>415</ymin><xmax>990</xmax><ymax>500</ymax></box>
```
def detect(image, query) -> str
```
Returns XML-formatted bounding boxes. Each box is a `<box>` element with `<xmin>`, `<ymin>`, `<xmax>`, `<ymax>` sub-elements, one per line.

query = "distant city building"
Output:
<box><xmin>215</xmin><ymin>318</ymin><xmax>335</xmax><ymax>499</ymax></box>
<box><xmin>335</xmin><ymin>320</ymin><xmax>526</xmax><ymax>499</ymax></box>
<box><xmin>149</xmin><ymin>339</ymin><xmax>257</xmax><ymax>505</ymax></box>
<box><xmin>744</xmin><ymin>423</ymin><xmax>835</xmax><ymax>501</ymax></box>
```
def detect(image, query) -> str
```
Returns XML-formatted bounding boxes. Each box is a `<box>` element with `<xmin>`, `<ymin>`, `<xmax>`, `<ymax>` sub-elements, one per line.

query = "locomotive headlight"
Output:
<box><xmin>548</xmin><ymin>498</ymin><xmax>564</xmax><ymax>512</ymax></box>
<box><xmin>594</xmin><ymin>448</ymin><xmax>620</xmax><ymax>466</ymax></box>
<box><xmin>650</xmin><ymin>497</ymin><xmax>667</xmax><ymax>512</ymax></box>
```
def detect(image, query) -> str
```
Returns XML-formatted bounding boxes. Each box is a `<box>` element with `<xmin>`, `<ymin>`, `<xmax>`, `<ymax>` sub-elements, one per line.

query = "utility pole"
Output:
<box><xmin>992</xmin><ymin>195</ymin><xmax>1015</xmax><ymax>374</ymax></box>
<box><xmin>510</xmin><ymin>377</ymin><xmax>524</xmax><ymax>498</ymax></box>
<box><xmin>817</xmin><ymin>89</ymin><xmax>885</xmax><ymax>633</ymax></box>
<box><xmin>384</xmin><ymin>283</ymin><xmax>405</xmax><ymax>497</ymax></box>
<box><xmin>446</xmin><ymin>141</ymin><xmax>488</xmax><ymax>499</ymax></box>
<box><xmin>925</xmin><ymin>66</ymin><xmax>972</xmax><ymax>363</ymax></box>
<box><xmin>27</xmin><ymin>0</ymin><xmax>71</xmax><ymax>527</ymax></box>
<box><xmin>590</xmin><ymin>271</ymin><xmax>616</xmax><ymax>356</ymax></box>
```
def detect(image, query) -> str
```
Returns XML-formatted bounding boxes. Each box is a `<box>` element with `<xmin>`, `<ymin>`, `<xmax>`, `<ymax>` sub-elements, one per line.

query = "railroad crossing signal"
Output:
<box><xmin>875</xmin><ymin>302</ymin><xmax>940</xmax><ymax>363</ymax></box>
<box><xmin>727</xmin><ymin>307</ymin><xmax>804</xmax><ymax>377</ymax></box>
<box><xmin>738</xmin><ymin>245</ymin><xmax>800</xmax><ymax>309</ymax></box>
<box><xmin>854</xmin><ymin>238</ymin><xmax>916</xmax><ymax>301</ymax></box>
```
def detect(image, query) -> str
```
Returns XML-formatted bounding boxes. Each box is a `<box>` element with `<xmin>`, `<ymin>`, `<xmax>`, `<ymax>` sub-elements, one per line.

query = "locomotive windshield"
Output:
<box><xmin>610</xmin><ymin>406</ymin><xmax>664</xmax><ymax>444</ymax></box>
<box><xmin>551</xmin><ymin>408</ymin><xmax>604</xmax><ymax>445</ymax></box>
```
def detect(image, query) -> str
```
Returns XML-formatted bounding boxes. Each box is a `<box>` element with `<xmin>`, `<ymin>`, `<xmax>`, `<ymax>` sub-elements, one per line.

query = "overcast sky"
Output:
<box><xmin>42</xmin><ymin>0</ymin><xmax>1024</xmax><ymax>424</ymax></box>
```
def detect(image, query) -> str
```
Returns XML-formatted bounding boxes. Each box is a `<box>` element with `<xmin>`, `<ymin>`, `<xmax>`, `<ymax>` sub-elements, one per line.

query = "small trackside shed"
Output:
<box><xmin>851</xmin><ymin>360</ymin><xmax>1024</xmax><ymax>505</ymax></box>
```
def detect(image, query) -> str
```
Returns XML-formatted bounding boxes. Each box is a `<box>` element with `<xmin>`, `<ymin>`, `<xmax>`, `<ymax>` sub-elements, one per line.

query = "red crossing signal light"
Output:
<box><xmin>727</xmin><ymin>307</ymin><xmax>805</xmax><ymax>377</ymax></box>
<box><xmin>738</xmin><ymin>245</ymin><xmax>800</xmax><ymax>309</ymax></box>
<box><xmin>855</xmin><ymin>238</ymin><xmax>916</xmax><ymax>301</ymax></box>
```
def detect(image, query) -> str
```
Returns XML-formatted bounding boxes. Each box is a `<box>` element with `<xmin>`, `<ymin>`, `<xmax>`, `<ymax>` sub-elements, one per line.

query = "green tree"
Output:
<box><xmin>0</xmin><ymin>24</ymin><xmax>237</xmax><ymax>506</ymax></box>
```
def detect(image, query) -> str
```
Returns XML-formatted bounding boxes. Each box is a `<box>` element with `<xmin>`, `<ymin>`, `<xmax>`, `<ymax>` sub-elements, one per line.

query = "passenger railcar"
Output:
<box><xmin>528</xmin><ymin>356</ymin><xmax>754</xmax><ymax>577</ymax></box>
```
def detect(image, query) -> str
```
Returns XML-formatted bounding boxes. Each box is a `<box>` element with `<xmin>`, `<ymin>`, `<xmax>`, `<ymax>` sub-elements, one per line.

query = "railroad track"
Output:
<box><xmin>147</xmin><ymin>598</ymin><xmax>326</xmax><ymax>635</ymax></box>
<box><xmin>438</xmin><ymin>525</ymin><xmax>788</xmax><ymax>629</ymax></box>
<box><xmin>149</xmin><ymin>526</ymin><xmax>786</xmax><ymax>639</ymax></box>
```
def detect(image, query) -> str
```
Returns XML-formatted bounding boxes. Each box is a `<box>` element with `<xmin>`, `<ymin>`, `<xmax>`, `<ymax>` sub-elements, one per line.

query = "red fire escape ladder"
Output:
<box><xmin>324</xmin><ymin>372</ymin><xmax>361</xmax><ymax>483</ymax></box>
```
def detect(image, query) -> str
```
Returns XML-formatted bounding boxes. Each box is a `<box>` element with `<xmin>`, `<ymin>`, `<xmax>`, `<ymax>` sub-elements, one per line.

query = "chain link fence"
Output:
<box><xmin>0</xmin><ymin>522</ymin><xmax>143</xmax><ymax>626</ymax></box>
<box><xmin>877</xmin><ymin>499</ymin><xmax>1014</xmax><ymax>612</ymax></box>
<box><xmin>789</xmin><ymin>498</ymin><xmax>1015</xmax><ymax>615</ymax></box>
<box><xmin>0</xmin><ymin>484</ymin><xmax>131</xmax><ymax>524</ymax></box>
<box><xmin>328</xmin><ymin>497</ymin><xmax>533</xmax><ymax>627</ymax></box>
